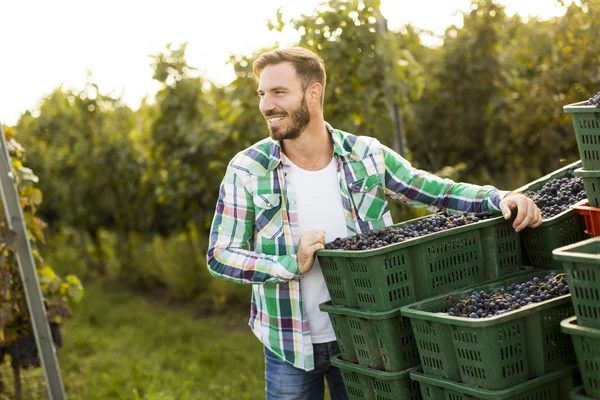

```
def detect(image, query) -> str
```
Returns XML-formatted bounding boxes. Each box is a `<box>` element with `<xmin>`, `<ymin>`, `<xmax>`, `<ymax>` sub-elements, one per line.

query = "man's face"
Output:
<box><xmin>257</xmin><ymin>63</ymin><xmax>311</xmax><ymax>141</ymax></box>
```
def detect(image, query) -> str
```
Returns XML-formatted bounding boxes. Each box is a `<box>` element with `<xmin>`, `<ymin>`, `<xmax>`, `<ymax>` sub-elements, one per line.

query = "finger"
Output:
<box><xmin>511</xmin><ymin>199</ymin><xmax>526</xmax><ymax>227</ymax></box>
<box><xmin>301</xmin><ymin>230</ymin><xmax>323</xmax><ymax>244</ymax></box>
<box><xmin>515</xmin><ymin>199</ymin><xmax>535</xmax><ymax>232</ymax></box>
<box><xmin>308</xmin><ymin>231</ymin><xmax>325</xmax><ymax>246</ymax></box>
<box><xmin>499</xmin><ymin>200</ymin><xmax>513</xmax><ymax>220</ymax></box>
<box><xmin>309</xmin><ymin>242</ymin><xmax>325</xmax><ymax>254</ymax></box>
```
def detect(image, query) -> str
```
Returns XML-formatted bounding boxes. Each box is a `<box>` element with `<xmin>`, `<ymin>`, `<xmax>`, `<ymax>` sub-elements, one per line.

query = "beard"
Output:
<box><xmin>265</xmin><ymin>95</ymin><xmax>311</xmax><ymax>141</ymax></box>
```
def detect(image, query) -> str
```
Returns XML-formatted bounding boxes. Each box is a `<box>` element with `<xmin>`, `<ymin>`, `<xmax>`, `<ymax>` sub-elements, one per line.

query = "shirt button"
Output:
<box><xmin>266</xmin><ymin>202</ymin><xmax>272</xmax><ymax>207</ymax></box>
<box><xmin>291</xmin><ymin>200</ymin><xmax>296</xmax><ymax>204</ymax></box>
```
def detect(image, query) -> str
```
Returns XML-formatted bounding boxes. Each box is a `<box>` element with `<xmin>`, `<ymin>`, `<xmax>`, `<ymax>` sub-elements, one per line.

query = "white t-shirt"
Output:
<box><xmin>284</xmin><ymin>154</ymin><xmax>348</xmax><ymax>344</ymax></box>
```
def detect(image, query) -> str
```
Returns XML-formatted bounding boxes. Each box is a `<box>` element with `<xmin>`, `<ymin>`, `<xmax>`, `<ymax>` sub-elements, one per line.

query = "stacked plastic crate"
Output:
<box><xmin>392</xmin><ymin>104</ymin><xmax>595</xmax><ymax>398</ymax></box>
<box><xmin>565</xmin><ymin>101</ymin><xmax>600</xmax><ymax>239</ymax></box>
<box><xmin>514</xmin><ymin>160</ymin><xmax>588</xmax><ymax>270</ymax></box>
<box><xmin>317</xmin><ymin>214</ymin><xmax>524</xmax><ymax>399</ymax></box>
<box><xmin>553</xmin><ymin>239</ymin><xmax>600</xmax><ymax>400</ymax></box>
<box><xmin>551</xmin><ymin>100</ymin><xmax>600</xmax><ymax>400</ymax></box>
<box><xmin>401</xmin><ymin>270</ymin><xmax>580</xmax><ymax>399</ymax></box>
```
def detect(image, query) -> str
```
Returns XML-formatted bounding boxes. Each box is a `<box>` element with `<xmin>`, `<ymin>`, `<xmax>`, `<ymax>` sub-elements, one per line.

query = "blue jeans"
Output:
<box><xmin>264</xmin><ymin>341</ymin><xmax>349</xmax><ymax>400</ymax></box>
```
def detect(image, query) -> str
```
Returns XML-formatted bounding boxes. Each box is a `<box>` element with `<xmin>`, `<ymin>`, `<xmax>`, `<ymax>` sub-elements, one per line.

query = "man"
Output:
<box><xmin>206</xmin><ymin>46</ymin><xmax>542</xmax><ymax>400</ymax></box>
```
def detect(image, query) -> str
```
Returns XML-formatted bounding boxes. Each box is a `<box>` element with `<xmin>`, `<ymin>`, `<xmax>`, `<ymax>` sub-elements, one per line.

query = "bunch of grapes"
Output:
<box><xmin>525</xmin><ymin>166</ymin><xmax>586</xmax><ymax>219</ymax></box>
<box><xmin>444</xmin><ymin>272</ymin><xmax>569</xmax><ymax>319</ymax></box>
<box><xmin>7</xmin><ymin>335</ymin><xmax>40</xmax><ymax>369</ymax></box>
<box><xmin>4</xmin><ymin>322</ymin><xmax>62</xmax><ymax>369</ymax></box>
<box><xmin>325</xmin><ymin>212</ymin><xmax>494</xmax><ymax>251</ymax></box>
<box><xmin>585</xmin><ymin>91</ymin><xmax>600</xmax><ymax>107</ymax></box>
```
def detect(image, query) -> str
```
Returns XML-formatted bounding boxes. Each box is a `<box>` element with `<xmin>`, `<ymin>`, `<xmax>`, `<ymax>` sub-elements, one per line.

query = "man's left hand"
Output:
<box><xmin>499</xmin><ymin>192</ymin><xmax>543</xmax><ymax>232</ymax></box>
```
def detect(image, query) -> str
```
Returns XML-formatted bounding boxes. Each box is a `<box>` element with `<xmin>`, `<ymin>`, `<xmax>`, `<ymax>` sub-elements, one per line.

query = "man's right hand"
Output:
<box><xmin>297</xmin><ymin>230</ymin><xmax>326</xmax><ymax>275</ymax></box>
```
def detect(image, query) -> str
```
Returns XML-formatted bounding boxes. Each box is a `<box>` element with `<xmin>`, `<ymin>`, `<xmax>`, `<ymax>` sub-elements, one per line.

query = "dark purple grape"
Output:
<box><xmin>444</xmin><ymin>273</ymin><xmax>569</xmax><ymax>318</ymax></box>
<box><xmin>524</xmin><ymin>167</ymin><xmax>585</xmax><ymax>219</ymax></box>
<box><xmin>325</xmin><ymin>212</ymin><xmax>495</xmax><ymax>250</ymax></box>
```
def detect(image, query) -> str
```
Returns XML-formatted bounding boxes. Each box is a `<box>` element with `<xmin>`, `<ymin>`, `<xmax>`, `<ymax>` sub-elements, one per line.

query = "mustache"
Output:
<box><xmin>264</xmin><ymin>110</ymin><xmax>287</xmax><ymax>117</ymax></box>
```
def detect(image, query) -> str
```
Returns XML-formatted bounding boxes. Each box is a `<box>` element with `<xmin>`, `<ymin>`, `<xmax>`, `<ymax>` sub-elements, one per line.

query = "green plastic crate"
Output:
<box><xmin>319</xmin><ymin>301</ymin><xmax>420</xmax><ymax>372</ymax></box>
<box><xmin>515</xmin><ymin>160</ymin><xmax>587</xmax><ymax>269</ymax></box>
<box><xmin>400</xmin><ymin>271</ymin><xmax>576</xmax><ymax>390</ymax></box>
<box><xmin>575</xmin><ymin>168</ymin><xmax>600</xmax><ymax>208</ymax></box>
<box><xmin>330</xmin><ymin>354</ymin><xmax>422</xmax><ymax>400</ymax></box>
<box><xmin>410</xmin><ymin>365</ymin><xmax>579</xmax><ymax>400</ymax></box>
<box><xmin>318</xmin><ymin>214</ymin><xmax>521</xmax><ymax>311</ymax></box>
<box><xmin>564</xmin><ymin>101</ymin><xmax>600</xmax><ymax>170</ymax></box>
<box><xmin>553</xmin><ymin>237</ymin><xmax>600</xmax><ymax>329</ymax></box>
<box><xmin>570</xmin><ymin>385</ymin><xmax>596</xmax><ymax>400</ymax></box>
<box><xmin>561</xmin><ymin>316</ymin><xmax>600</xmax><ymax>398</ymax></box>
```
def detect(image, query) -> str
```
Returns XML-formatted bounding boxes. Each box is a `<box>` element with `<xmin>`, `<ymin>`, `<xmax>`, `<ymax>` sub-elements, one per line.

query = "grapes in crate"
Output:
<box><xmin>444</xmin><ymin>272</ymin><xmax>569</xmax><ymax>319</ymax></box>
<box><xmin>524</xmin><ymin>166</ymin><xmax>586</xmax><ymax>219</ymax></box>
<box><xmin>585</xmin><ymin>91</ymin><xmax>600</xmax><ymax>107</ymax></box>
<box><xmin>325</xmin><ymin>212</ymin><xmax>494</xmax><ymax>251</ymax></box>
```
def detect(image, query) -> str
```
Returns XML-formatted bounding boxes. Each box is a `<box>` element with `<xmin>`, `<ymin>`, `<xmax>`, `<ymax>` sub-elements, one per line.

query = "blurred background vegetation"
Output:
<box><xmin>2</xmin><ymin>0</ymin><xmax>600</xmax><ymax>397</ymax></box>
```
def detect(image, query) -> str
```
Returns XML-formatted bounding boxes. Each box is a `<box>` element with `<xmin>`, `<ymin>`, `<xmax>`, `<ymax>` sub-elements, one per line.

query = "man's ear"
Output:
<box><xmin>308</xmin><ymin>83</ymin><xmax>323</xmax><ymax>105</ymax></box>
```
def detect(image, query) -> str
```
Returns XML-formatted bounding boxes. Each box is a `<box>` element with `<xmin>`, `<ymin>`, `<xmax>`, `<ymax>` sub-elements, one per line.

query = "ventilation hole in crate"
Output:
<box><xmin>349</xmin><ymin>320</ymin><xmax>362</xmax><ymax>330</ymax></box>
<box><xmin>461</xmin><ymin>364</ymin><xmax>486</xmax><ymax>380</ymax></box>
<box><xmin>353</xmin><ymin>278</ymin><xmax>373</xmax><ymax>289</ymax></box>
<box><xmin>521</xmin><ymin>387</ymin><xmax>553</xmax><ymax>400</ymax></box>
<box><xmin>415</xmin><ymin>323</ymin><xmax>435</xmax><ymax>336</ymax></box>
<box><xmin>502</xmin><ymin>359</ymin><xmax>524</xmax><ymax>378</ymax></box>
<box><xmin>580</xmin><ymin>118</ymin><xmax>600</xmax><ymax>129</ymax></box>
<box><xmin>343</xmin><ymin>371</ymin><xmax>361</xmax><ymax>384</ymax></box>
<box><xmin>409</xmin><ymin>380</ymin><xmax>420</xmax><ymax>391</ymax></box>
<box><xmin>373</xmin><ymin>380</ymin><xmax>392</xmax><ymax>393</ymax></box>
<box><xmin>500</xmin><ymin>343</ymin><xmax>522</xmax><ymax>361</ymax></box>
<box><xmin>456</xmin><ymin>348</ymin><xmax>482</xmax><ymax>362</ymax></box>
<box><xmin>399</xmin><ymin>334</ymin><xmax>411</xmax><ymax>347</ymax></box>
<box><xmin>398</xmin><ymin>318</ymin><xmax>411</xmax><ymax>329</ymax></box>
<box><xmin>385</xmin><ymin>254</ymin><xmax>406</xmax><ymax>270</ymax></box>
<box><xmin>320</xmin><ymin>259</ymin><xmax>337</xmax><ymax>270</ymax></box>
<box><xmin>498</xmin><ymin>324</ymin><xmax>521</xmax><ymax>341</ymax></box>
<box><xmin>422</xmin><ymin>340</ymin><xmax>439</xmax><ymax>353</ymax></box>
<box><xmin>549</xmin><ymin>341</ymin><xmax>570</xmax><ymax>363</ymax></box>
<box><xmin>388</xmin><ymin>285</ymin><xmax>410</xmax><ymax>303</ymax></box>
<box><xmin>387</xmin><ymin>270</ymin><xmax>408</xmax><ymax>287</ymax></box>
<box><xmin>448</xmin><ymin>394</ymin><xmax>463</xmax><ymax>400</ymax></box>
<box><xmin>349</xmin><ymin>261</ymin><xmax>368</xmax><ymax>273</ymax></box>
<box><xmin>347</xmin><ymin>387</ymin><xmax>363</xmax><ymax>397</ymax></box>
<box><xmin>354</xmin><ymin>335</ymin><xmax>367</xmax><ymax>347</ymax></box>
<box><xmin>357</xmin><ymin>292</ymin><xmax>376</xmax><ymax>305</ymax></box>
<box><xmin>423</xmin><ymin>355</ymin><xmax>443</xmax><ymax>370</ymax></box>
<box><xmin>356</xmin><ymin>349</ymin><xmax>370</xmax><ymax>361</ymax></box>
<box><xmin>453</xmin><ymin>330</ymin><xmax>478</xmax><ymax>344</ymax></box>
<box><xmin>330</xmin><ymin>290</ymin><xmax>346</xmax><ymax>300</ymax></box>
<box><xmin>406</xmin><ymin>347</ymin><xmax>420</xmax><ymax>362</ymax></box>
<box><xmin>584</xmin><ymin>356</ymin><xmax>600</xmax><ymax>373</ymax></box>
<box><xmin>324</xmin><ymin>274</ymin><xmax>342</xmax><ymax>285</ymax></box>
<box><xmin>543</xmin><ymin>307</ymin><xmax>574</xmax><ymax>328</ymax></box>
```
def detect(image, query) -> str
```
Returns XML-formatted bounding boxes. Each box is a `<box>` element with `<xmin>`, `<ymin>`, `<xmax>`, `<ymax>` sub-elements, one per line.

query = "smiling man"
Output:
<box><xmin>206</xmin><ymin>46</ymin><xmax>542</xmax><ymax>400</ymax></box>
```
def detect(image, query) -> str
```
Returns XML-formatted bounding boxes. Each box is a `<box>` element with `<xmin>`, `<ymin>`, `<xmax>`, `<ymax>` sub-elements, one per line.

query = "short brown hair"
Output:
<box><xmin>253</xmin><ymin>47</ymin><xmax>326</xmax><ymax>104</ymax></box>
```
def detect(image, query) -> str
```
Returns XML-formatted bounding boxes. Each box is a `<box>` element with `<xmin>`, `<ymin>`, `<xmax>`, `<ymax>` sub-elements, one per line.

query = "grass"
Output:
<box><xmin>0</xmin><ymin>282</ymin><xmax>339</xmax><ymax>399</ymax></box>
<box><xmin>0</xmin><ymin>283</ymin><xmax>267</xmax><ymax>399</ymax></box>
<box><xmin>62</xmin><ymin>283</ymin><xmax>268</xmax><ymax>399</ymax></box>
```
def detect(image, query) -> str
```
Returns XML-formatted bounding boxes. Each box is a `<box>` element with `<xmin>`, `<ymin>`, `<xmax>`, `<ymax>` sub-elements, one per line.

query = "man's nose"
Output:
<box><xmin>260</xmin><ymin>94</ymin><xmax>275</xmax><ymax>113</ymax></box>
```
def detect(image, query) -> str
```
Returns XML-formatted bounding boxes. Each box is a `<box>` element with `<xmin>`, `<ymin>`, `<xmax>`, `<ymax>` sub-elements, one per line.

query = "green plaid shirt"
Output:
<box><xmin>206</xmin><ymin>124</ymin><xmax>502</xmax><ymax>371</ymax></box>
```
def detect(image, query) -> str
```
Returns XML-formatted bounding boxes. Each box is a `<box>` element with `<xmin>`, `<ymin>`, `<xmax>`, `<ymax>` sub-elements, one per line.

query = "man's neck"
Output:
<box><xmin>281</xmin><ymin>119</ymin><xmax>333</xmax><ymax>171</ymax></box>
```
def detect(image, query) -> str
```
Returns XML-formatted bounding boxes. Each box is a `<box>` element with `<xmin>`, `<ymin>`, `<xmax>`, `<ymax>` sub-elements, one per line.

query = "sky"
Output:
<box><xmin>0</xmin><ymin>0</ymin><xmax>569</xmax><ymax>126</ymax></box>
